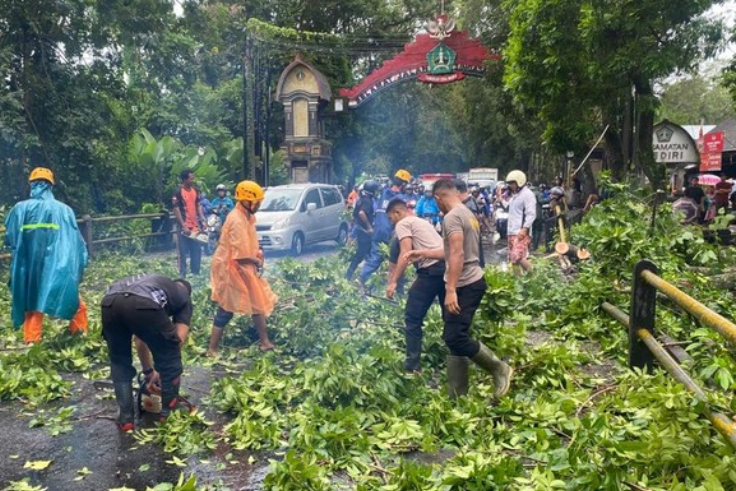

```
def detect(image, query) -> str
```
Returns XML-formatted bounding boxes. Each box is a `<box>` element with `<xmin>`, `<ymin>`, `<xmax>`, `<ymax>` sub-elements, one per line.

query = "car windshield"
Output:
<box><xmin>261</xmin><ymin>189</ymin><xmax>303</xmax><ymax>212</ymax></box>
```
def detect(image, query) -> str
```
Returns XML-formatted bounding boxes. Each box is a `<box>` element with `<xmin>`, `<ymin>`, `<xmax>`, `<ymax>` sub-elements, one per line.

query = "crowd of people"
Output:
<box><xmin>3</xmin><ymin>166</ymin><xmax>590</xmax><ymax>432</ymax></box>
<box><xmin>673</xmin><ymin>173</ymin><xmax>736</xmax><ymax>225</ymax></box>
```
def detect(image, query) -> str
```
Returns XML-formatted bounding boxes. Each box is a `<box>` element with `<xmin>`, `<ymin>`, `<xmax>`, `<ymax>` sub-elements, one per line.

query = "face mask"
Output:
<box><xmin>30</xmin><ymin>181</ymin><xmax>50</xmax><ymax>199</ymax></box>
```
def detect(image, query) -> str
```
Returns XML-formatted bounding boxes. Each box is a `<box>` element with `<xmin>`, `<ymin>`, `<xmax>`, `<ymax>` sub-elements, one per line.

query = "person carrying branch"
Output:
<box><xmin>405</xmin><ymin>179</ymin><xmax>513</xmax><ymax>400</ymax></box>
<box><xmin>207</xmin><ymin>180</ymin><xmax>277</xmax><ymax>356</ymax></box>
<box><xmin>4</xmin><ymin>167</ymin><xmax>88</xmax><ymax>344</ymax></box>
<box><xmin>386</xmin><ymin>198</ymin><xmax>446</xmax><ymax>374</ymax></box>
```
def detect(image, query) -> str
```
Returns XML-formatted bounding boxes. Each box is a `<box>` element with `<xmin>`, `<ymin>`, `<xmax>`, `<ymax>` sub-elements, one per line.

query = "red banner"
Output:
<box><xmin>704</xmin><ymin>132</ymin><xmax>724</xmax><ymax>153</ymax></box>
<box><xmin>700</xmin><ymin>131</ymin><xmax>724</xmax><ymax>172</ymax></box>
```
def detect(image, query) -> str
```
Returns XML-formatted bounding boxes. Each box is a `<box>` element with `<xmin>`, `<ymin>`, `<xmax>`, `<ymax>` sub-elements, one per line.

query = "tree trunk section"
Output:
<box><xmin>635</xmin><ymin>79</ymin><xmax>662</xmax><ymax>190</ymax></box>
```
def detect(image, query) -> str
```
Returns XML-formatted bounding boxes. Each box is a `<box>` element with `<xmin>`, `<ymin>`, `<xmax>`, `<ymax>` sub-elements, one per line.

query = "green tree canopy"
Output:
<box><xmin>504</xmin><ymin>0</ymin><xmax>724</xmax><ymax>186</ymax></box>
<box><xmin>659</xmin><ymin>75</ymin><xmax>736</xmax><ymax>125</ymax></box>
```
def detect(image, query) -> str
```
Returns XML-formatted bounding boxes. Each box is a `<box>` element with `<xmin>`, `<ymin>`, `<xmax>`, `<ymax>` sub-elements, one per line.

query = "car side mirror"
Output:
<box><xmin>307</xmin><ymin>202</ymin><xmax>317</xmax><ymax>212</ymax></box>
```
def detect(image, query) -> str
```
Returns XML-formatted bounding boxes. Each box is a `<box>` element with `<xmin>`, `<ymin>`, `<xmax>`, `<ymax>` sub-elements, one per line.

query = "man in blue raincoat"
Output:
<box><xmin>358</xmin><ymin>169</ymin><xmax>411</xmax><ymax>288</ymax></box>
<box><xmin>4</xmin><ymin>167</ymin><xmax>89</xmax><ymax>343</ymax></box>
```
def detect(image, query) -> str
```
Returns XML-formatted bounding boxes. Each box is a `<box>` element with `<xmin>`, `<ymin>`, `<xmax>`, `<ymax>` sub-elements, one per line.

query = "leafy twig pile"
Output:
<box><xmin>2</xmin><ymin>191</ymin><xmax>736</xmax><ymax>489</ymax></box>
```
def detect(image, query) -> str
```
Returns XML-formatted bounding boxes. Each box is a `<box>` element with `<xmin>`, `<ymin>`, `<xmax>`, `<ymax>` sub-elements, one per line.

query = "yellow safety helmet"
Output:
<box><xmin>394</xmin><ymin>169</ymin><xmax>411</xmax><ymax>183</ymax></box>
<box><xmin>234</xmin><ymin>180</ymin><xmax>264</xmax><ymax>202</ymax></box>
<box><xmin>29</xmin><ymin>167</ymin><xmax>55</xmax><ymax>185</ymax></box>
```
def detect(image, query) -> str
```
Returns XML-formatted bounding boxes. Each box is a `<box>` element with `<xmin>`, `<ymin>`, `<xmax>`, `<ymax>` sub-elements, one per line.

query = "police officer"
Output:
<box><xmin>358</xmin><ymin>170</ymin><xmax>411</xmax><ymax>287</ymax></box>
<box><xmin>346</xmin><ymin>180</ymin><xmax>380</xmax><ymax>281</ymax></box>
<box><xmin>386</xmin><ymin>198</ymin><xmax>446</xmax><ymax>373</ymax></box>
<box><xmin>101</xmin><ymin>274</ymin><xmax>193</xmax><ymax>431</ymax></box>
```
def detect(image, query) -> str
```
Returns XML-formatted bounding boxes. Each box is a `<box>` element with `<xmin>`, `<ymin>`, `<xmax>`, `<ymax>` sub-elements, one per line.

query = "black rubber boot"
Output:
<box><xmin>160</xmin><ymin>377</ymin><xmax>181</xmax><ymax>421</ymax></box>
<box><xmin>470</xmin><ymin>342</ymin><xmax>513</xmax><ymax>399</ymax></box>
<box><xmin>404</xmin><ymin>333</ymin><xmax>422</xmax><ymax>373</ymax></box>
<box><xmin>114</xmin><ymin>381</ymin><xmax>135</xmax><ymax>431</ymax></box>
<box><xmin>446</xmin><ymin>355</ymin><xmax>469</xmax><ymax>398</ymax></box>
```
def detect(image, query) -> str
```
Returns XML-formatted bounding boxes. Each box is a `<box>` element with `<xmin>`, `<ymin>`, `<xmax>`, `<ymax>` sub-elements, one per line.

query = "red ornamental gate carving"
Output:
<box><xmin>339</xmin><ymin>14</ymin><xmax>498</xmax><ymax>109</ymax></box>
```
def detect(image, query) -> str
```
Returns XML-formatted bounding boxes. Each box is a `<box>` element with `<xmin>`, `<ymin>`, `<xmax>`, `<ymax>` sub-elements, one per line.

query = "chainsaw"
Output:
<box><xmin>93</xmin><ymin>376</ymin><xmax>196</xmax><ymax>414</ymax></box>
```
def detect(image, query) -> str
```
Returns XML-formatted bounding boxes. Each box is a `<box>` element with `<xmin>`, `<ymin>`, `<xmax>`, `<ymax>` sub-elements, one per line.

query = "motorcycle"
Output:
<box><xmin>204</xmin><ymin>212</ymin><xmax>223</xmax><ymax>255</ymax></box>
<box><xmin>494</xmin><ymin>207</ymin><xmax>509</xmax><ymax>240</ymax></box>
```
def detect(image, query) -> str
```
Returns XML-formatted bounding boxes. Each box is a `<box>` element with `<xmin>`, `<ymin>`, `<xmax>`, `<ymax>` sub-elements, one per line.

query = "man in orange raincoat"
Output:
<box><xmin>207</xmin><ymin>180</ymin><xmax>277</xmax><ymax>356</ymax></box>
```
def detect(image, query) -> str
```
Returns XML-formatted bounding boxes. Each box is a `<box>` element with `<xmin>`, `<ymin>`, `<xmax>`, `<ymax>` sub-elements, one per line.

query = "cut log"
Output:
<box><xmin>555</xmin><ymin>242</ymin><xmax>590</xmax><ymax>261</ymax></box>
<box><xmin>577</xmin><ymin>248</ymin><xmax>591</xmax><ymax>261</ymax></box>
<box><xmin>555</xmin><ymin>242</ymin><xmax>570</xmax><ymax>256</ymax></box>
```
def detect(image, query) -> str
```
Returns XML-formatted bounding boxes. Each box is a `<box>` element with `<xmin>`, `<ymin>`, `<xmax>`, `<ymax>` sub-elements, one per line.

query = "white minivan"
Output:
<box><xmin>256</xmin><ymin>183</ymin><xmax>349</xmax><ymax>256</ymax></box>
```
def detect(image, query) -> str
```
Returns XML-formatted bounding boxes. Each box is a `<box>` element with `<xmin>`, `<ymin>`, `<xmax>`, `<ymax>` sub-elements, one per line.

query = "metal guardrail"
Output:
<box><xmin>1</xmin><ymin>213</ymin><xmax>176</xmax><ymax>260</ymax></box>
<box><xmin>602</xmin><ymin>259</ymin><xmax>736</xmax><ymax>449</ymax></box>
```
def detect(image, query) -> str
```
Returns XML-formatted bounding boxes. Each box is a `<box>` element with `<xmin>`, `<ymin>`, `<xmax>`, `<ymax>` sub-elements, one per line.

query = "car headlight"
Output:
<box><xmin>271</xmin><ymin>218</ymin><xmax>290</xmax><ymax>230</ymax></box>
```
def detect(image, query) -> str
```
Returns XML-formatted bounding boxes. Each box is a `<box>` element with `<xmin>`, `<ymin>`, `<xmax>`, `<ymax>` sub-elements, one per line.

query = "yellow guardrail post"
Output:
<box><xmin>640</xmin><ymin>269</ymin><xmax>736</xmax><ymax>347</ymax></box>
<box><xmin>601</xmin><ymin>301</ymin><xmax>736</xmax><ymax>450</ymax></box>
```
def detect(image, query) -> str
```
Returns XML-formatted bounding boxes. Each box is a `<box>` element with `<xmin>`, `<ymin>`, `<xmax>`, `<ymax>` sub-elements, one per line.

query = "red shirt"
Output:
<box><xmin>715</xmin><ymin>181</ymin><xmax>731</xmax><ymax>206</ymax></box>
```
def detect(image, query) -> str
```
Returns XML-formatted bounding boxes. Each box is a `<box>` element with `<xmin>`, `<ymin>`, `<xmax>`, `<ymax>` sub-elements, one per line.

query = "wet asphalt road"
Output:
<box><xmin>262</xmin><ymin>240</ymin><xmax>341</xmax><ymax>266</ymax></box>
<box><xmin>0</xmin><ymin>367</ymin><xmax>258</xmax><ymax>490</ymax></box>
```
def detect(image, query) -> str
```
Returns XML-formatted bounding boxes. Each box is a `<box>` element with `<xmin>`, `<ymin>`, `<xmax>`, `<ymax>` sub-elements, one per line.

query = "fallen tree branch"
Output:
<box><xmin>575</xmin><ymin>385</ymin><xmax>616</xmax><ymax>418</ymax></box>
<box><xmin>625</xmin><ymin>482</ymin><xmax>654</xmax><ymax>491</ymax></box>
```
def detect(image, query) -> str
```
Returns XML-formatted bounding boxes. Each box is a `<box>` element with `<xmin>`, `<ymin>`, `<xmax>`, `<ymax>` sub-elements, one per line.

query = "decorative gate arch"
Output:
<box><xmin>339</xmin><ymin>14</ymin><xmax>498</xmax><ymax>109</ymax></box>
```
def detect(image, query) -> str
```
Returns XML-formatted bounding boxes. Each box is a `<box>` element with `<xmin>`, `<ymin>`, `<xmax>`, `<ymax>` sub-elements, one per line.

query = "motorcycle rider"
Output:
<box><xmin>416</xmin><ymin>188</ymin><xmax>441</xmax><ymax>226</ymax></box>
<box><xmin>210</xmin><ymin>184</ymin><xmax>234</xmax><ymax>219</ymax></box>
<box><xmin>403</xmin><ymin>185</ymin><xmax>418</xmax><ymax>210</ymax></box>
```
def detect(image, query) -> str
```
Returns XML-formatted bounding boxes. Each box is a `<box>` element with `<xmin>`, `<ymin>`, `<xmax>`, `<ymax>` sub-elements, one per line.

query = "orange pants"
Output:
<box><xmin>24</xmin><ymin>298</ymin><xmax>88</xmax><ymax>343</ymax></box>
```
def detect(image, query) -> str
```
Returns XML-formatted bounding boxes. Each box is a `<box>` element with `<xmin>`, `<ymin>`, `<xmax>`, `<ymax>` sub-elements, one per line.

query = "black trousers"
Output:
<box><xmin>178</xmin><ymin>234</ymin><xmax>202</xmax><ymax>277</ymax></box>
<box><xmin>404</xmin><ymin>262</ymin><xmax>446</xmax><ymax>371</ymax></box>
<box><xmin>346</xmin><ymin>231</ymin><xmax>372</xmax><ymax>280</ymax></box>
<box><xmin>213</xmin><ymin>306</ymin><xmax>235</xmax><ymax>329</ymax></box>
<box><xmin>101</xmin><ymin>293</ymin><xmax>183</xmax><ymax>391</ymax></box>
<box><xmin>532</xmin><ymin>219</ymin><xmax>543</xmax><ymax>251</ymax></box>
<box><xmin>442</xmin><ymin>278</ymin><xmax>487</xmax><ymax>357</ymax></box>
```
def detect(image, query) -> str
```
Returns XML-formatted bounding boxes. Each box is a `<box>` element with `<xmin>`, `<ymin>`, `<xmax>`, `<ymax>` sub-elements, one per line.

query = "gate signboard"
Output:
<box><xmin>339</xmin><ymin>14</ymin><xmax>497</xmax><ymax>108</ymax></box>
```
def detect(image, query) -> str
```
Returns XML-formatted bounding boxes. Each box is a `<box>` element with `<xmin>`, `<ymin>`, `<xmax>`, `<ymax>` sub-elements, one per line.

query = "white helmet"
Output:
<box><xmin>505</xmin><ymin>170</ymin><xmax>527</xmax><ymax>187</ymax></box>
<box><xmin>550</xmin><ymin>186</ymin><xmax>565</xmax><ymax>197</ymax></box>
<box><xmin>216</xmin><ymin>184</ymin><xmax>227</xmax><ymax>192</ymax></box>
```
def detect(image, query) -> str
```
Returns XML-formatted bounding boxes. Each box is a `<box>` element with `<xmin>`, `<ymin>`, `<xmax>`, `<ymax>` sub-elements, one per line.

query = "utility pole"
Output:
<box><xmin>242</xmin><ymin>33</ymin><xmax>250</xmax><ymax>180</ymax></box>
<box><xmin>264</xmin><ymin>67</ymin><xmax>273</xmax><ymax>187</ymax></box>
<box><xmin>242</xmin><ymin>33</ymin><xmax>256</xmax><ymax>181</ymax></box>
